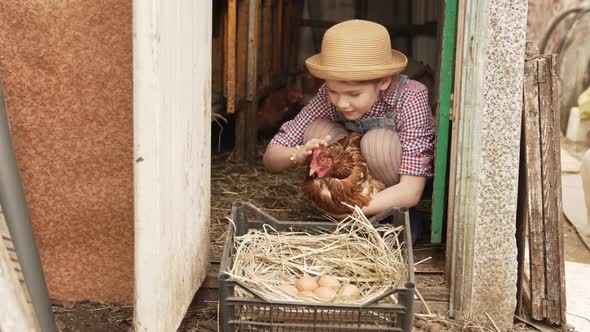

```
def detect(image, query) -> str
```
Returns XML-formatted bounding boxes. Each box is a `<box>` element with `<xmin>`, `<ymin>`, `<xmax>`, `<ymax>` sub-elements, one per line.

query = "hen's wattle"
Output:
<box><xmin>302</xmin><ymin>132</ymin><xmax>385</xmax><ymax>215</ymax></box>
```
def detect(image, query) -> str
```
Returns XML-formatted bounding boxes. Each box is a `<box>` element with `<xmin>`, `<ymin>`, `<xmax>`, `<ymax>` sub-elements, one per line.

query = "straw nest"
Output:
<box><xmin>224</xmin><ymin>206</ymin><xmax>408</xmax><ymax>304</ymax></box>
<box><xmin>210</xmin><ymin>151</ymin><xmax>324</xmax><ymax>261</ymax></box>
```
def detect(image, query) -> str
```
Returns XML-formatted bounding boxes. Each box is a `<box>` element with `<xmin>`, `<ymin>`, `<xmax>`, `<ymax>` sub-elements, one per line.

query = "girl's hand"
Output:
<box><xmin>295</xmin><ymin>135</ymin><xmax>331</xmax><ymax>165</ymax></box>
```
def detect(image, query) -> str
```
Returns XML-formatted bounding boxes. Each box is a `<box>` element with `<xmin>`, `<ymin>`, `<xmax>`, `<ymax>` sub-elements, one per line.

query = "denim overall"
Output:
<box><xmin>333</xmin><ymin>75</ymin><xmax>407</xmax><ymax>133</ymax></box>
<box><xmin>332</xmin><ymin>74</ymin><xmax>426</xmax><ymax>243</ymax></box>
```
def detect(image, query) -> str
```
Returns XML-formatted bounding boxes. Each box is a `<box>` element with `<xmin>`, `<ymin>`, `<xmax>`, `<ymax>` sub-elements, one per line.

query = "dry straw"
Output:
<box><xmin>223</xmin><ymin>206</ymin><xmax>408</xmax><ymax>304</ymax></box>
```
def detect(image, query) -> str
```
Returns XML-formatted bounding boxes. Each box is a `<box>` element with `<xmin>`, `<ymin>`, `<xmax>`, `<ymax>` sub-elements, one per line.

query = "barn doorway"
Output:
<box><xmin>206</xmin><ymin>0</ymin><xmax>456</xmax><ymax>318</ymax></box>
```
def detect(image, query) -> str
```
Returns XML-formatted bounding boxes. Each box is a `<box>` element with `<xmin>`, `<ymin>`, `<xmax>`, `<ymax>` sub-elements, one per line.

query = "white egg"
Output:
<box><xmin>313</xmin><ymin>287</ymin><xmax>337</xmax><ymax>302</ymax></box>
<box><xmin>337</xmin><ymin>284</ymin><xmax>360</xmax><ymax>299</ymax></box>
<box><xmin>296</xmin><ymin>276</ymin><xmax>319</xmax><ymax>291</ymax></box>
<box><xmin>318</xmin><ymin>275</ymin><xmax>341</xmax><ymax>291</ymax></box>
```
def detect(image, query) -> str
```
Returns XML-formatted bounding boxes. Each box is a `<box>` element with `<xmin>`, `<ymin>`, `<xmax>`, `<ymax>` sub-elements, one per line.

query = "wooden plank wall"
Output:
<box><xmin>217</xmin><ymin>0</ymin><xmax>299</xmax><ymax>161</ymax></box>
<box><xmin>519</xmin><ymin>42</ymin><xmax>565</xmax><ymax>326</ymax></box>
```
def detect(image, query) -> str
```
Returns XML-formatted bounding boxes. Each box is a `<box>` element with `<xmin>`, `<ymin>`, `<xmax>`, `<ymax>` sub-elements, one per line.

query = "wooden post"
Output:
<box><xmin>288</xmin><ymin>0</ymin><xmax>304</xmax><ymax>71</ymax></box>
<box><xmin>281</xmin><ymin>0</ymin><xmax>292</xmax><ymax>74</ymax></box>
<box><xmin>520</xmin><ymin>43</ymin><xmax>566</xmax><ymax>326</ymax></box>
<box><xmin>226</xmin><ymin>0</ymin><xmax>237</xmax><ymax>113</ymax></box>
<box><xmin>261</xmin><ymin>0</ymin><xmax>272</xmax><ymax>88</ymax></box>
<box><xmin>538</xmin><ymin>54</ymin><xmax>565</xmax><ymax>325</ymax></box>
<box><xmin>523</xmin><ymin>55</ymin><xmax>546</xmax><ymax>320</ymax></box>
<box><xmin>446</xmin><ymin>0</ymin><xmax>465</xmax><ymax>285</ymax></box>
<box><xmin>236</xmin><ymin>0</ymin><xmax>249</xmax><ymax>98</ymax></box>
<box><xmin>272</xmin><ymin>0</ymin><xmax>283</xmax><ymax>79</ymax></box>
<box><xmin>235</xmin><ymin>0</ymin><xmax>259</xmax><ymax>162</ymax></box>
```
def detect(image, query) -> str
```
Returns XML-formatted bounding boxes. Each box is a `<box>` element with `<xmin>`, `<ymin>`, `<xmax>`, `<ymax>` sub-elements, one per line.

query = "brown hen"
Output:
<box><xmin>302</xmin><ymin>132</ymin><xmax>385</xmax><ymax>215</ymax></box>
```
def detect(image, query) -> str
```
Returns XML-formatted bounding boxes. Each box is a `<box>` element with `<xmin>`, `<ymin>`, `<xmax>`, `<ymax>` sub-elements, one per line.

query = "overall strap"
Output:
<box><xmin>386</xmin><ymin>75</ymin><xmax>407</xmax><ymax>118</ymax></box>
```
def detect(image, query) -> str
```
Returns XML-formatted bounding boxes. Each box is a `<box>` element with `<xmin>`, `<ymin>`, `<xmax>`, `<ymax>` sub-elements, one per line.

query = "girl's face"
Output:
<box><xmin>325</xmin><ymin>78</ymin><xmax>392</xmax><ymax>120</ymax></box>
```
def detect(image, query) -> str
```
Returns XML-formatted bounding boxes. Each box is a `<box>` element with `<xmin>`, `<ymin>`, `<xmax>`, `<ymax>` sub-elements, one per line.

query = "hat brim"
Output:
<box><xmin>305</xmin><ymin>49</ymin><xmax>408</xmax><ymax>81</ymax></box>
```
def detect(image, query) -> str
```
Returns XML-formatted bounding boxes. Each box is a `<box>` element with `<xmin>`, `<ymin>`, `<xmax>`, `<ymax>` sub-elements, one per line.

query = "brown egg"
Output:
<box><xmin>296</xmin><ymin>276</ymin><xmax>319</xmax><ymax>291</ymax></box>
<box><xmin>298</xmin><ymin>290</ymin><xmax>317</xmax><ymax>301</ymax></box>
<box><xmin>318</xmin><ymin>275</ymin><xmax>341</xmax><ymax>291</ymax></box>
<box><xmin>337</xmin><ymin>284</ymin><xmax>360</xmax><ymax>299</ymax></box>
<box><xmin>277</xmin><ymin>284</ymin><xmax>299</xmax><ymax>296</ymax></box>
<box><xmin>313</xmin><ymin>286</ymin><xmax>337</xmax><ymax>302</ymax></box>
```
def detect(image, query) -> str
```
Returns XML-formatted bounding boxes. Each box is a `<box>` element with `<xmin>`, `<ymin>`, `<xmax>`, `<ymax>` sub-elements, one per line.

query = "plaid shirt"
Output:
<box><xmin>269</xmin><ymin>78</ymin><xmax>435</xmax><ymax>177</ymax></box>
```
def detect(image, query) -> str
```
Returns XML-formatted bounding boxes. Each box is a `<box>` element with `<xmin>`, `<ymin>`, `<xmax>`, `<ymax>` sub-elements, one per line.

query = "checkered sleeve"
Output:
<box><xmin>268</xmin><ymin>84</ymin><xmax>335</xmax><ymax>147</ymax></box>
<box><xmin>397</xmin><ymin>83</ymin><xmax>435</xmax><ymax>177</ymax></box>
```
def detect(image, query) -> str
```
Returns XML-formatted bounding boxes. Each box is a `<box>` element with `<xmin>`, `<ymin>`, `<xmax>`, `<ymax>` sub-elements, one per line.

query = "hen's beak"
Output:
<box><xmin>309</xmin><ymin>167</ymin><xmax>317</xmax><ymax>177</ymax></box>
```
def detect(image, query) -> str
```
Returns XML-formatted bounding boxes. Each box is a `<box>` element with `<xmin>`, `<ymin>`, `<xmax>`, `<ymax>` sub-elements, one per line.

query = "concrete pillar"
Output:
<box><xmin>450</xmin><ymin>0</ymin><xmax>528</xmax><ymax>329</ymax></box>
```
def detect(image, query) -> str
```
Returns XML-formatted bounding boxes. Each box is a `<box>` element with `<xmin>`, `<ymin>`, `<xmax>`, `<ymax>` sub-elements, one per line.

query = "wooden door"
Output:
<box><xmin>133</xmin><ymin>1</ymin><xmax>212</xmax><ymax>331</ymax></box>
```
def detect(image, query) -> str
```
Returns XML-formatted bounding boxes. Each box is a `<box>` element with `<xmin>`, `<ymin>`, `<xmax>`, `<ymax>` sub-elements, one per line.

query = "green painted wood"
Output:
<box><xmin>431</xmin><ymin>0</ymin><xmax>458</xmax><ymax>243</ymax></box>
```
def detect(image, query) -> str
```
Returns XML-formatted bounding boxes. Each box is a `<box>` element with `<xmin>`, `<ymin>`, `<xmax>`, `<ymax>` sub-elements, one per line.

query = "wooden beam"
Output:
<box><xmin>281</xmin><ymin>0</ymin><xmax>292</xmax><ymax>74</ymax></box>
<box><xmin>235</xmin><ymin>0</ymin><xmax>249</xmax><ymax>98</ymax></box>
<box><xmin>537</xmin><ymin>54</ymin><xmax>565</xmax><ymax>325</ymax></box>
<box><xmin>272</xmin><ymin>0</ymin><xmax>283</xmax><ymax>78</ymax></box>
<box><xmin>226</xmin><ymin>0</ymin><xmax>237</xmax><ymax>113</ymax></box>
<box><xmin>288</xmin><ymin>0</ymin><xmax>304</xmax><ymax>71</ymax></box>
<box><xmin>261</xmin><ymin>0</ymin><xmax>272</xmax><ymax>88</ymax></box>
<box><xmin>523</xmin><ymin>58</ymin><xmax>546</xmax><ymax>320</ymax></box>
<box><xmin>446</xmin><ymin>0</ymin><xmax>466</xmax><ymax>285</ymax></box>
<box><xmin>246</xmin><ymin>0</ymin><xmax>260</xmax><ymax>101</ymax></box>
<box><xmin>235</xmin><ymin>0</ymin><xmax>259</xmax><ymax>162</ymax></box>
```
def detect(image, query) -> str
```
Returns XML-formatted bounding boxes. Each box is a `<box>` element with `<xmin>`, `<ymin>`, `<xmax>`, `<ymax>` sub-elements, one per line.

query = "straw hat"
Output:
<box><xmin>305</xmin><ymin>20</ymin><xmax>408</xmax><ymax>81</ymax></box>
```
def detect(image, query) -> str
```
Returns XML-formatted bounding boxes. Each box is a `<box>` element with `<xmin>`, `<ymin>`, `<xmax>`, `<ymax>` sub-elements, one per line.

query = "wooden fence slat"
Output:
<box><xmin>281</xmin><ymin>0</ymin><xmax>292</xmax><ymax>74</ymax></box>
<box><xmin>551</xmin><ymin>53</ymin><xmax>567</xmax><ymax>327</ymax></box>
<box><xmin>288</xmin><ymin>1</ymin><xmax>304</xmax><ymax>71</ymax></box>
<box><xmin>222</xmin><ymin>2</ymin><xmax>228</xmax><ymax>96</ymax></box>
<box><xmin>272</xmin><ymin>0</ymin><xmax>283</xmax><ymax>78</ymax></box>
<box><xmin>247</xmin><ymin>0</ymin><xmax>260</xmax><ymax>100</ymax></box>
<box><xmin>226</xmin><ymin>0</ymin><xmax>237</xmax><ymax>113</ymax></box>
<box><xmin>236</xmin><ymin>0</ymin><xmax>249</xmax><ymax>98</ymax></box>
<box><xmin>261</xmin><ymin>0</ymin><xmax>272</xmax><ymax>88</ymax></box>
<box><xmin>538</xmin><ymin>55</ymin><xmax>565</xmax><ymax>325</ymax></box>
<box><xmin>523</xmin><ymin>59</ymin><xmax>546</xmax><ymax>321</ymax></box>
<box><xmin>235</xmin><ymin>0</ymin><xmax>260</xmax><ymax>162</ymax></box>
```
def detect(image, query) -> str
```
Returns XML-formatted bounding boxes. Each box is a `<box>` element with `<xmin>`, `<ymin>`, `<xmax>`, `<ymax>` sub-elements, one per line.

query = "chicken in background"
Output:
<box><xmin>257</xmin><ymin>85</ymin><xmax>304</xmax><ymax>137</ymax></box>
<box><xmin>302</xmin><ymin>133</ymin><xmax>385</xmax><ymax>215</ymax></box>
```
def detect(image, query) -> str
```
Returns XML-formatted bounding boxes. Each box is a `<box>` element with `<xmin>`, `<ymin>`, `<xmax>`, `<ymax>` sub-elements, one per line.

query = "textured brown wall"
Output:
<box><xmin>0</xmin><ymin>1</ymin><xmax>133</xmax><ymax>303</ymax></box>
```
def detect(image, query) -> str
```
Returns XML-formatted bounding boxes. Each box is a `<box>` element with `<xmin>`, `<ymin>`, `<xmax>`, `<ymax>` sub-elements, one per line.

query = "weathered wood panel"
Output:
<box><xmin>520</xmin><ymin>47</ymin><xmax>566</xmax><ymax>326</ymax></box>
<box><xmin>236</xmin><ymin>0</ymin><xmax>249</xmax><ymax>98</ymax></box>
<box><xmin>235</xmin><ymin>0</ymin><xmax>259</xmax><ymax>162</ymax></box>
<box><xmin>0</xmin><ymin>209</ymin><xmax>39</xmax><ymax>332</ymax></box>
<box><xmin>272</xmin><ymin>0</ymin><xmax>283</xmax><ymax>78</ymax></box>
<box><xmin>226</xmin><ymin>0</ymin><xmax>237</xmax><ymax>113</ymax></box>
<box><xmin>523</xmin><ymin>58</ymin><xmax>546</xmax><ymax>320</ymax></box>
<box><xmin>445</xmin><ymin>0</ymin><xmax>467</xmax><ymax>284</ymax></box>
<box><xmin>133</xmin><ymin>1</ymin><xmax>211</xmax><ymax>331</ymax></box>
<box><xmin>537</xmin><ymin>54</ymin><xmax>565</xmax><ymax>325</ymax></box>
<box><xmin>261</xmin><ymin>0</ymin><xmax>272</xmax><ymax>88</ymax></box>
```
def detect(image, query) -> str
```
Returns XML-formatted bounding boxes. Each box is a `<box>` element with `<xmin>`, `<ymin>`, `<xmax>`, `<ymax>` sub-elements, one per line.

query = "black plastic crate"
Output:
<box><xmin>218</xmin><ymin>202</ymin><xmax>415</xmax><ymax>332</ymax></box>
